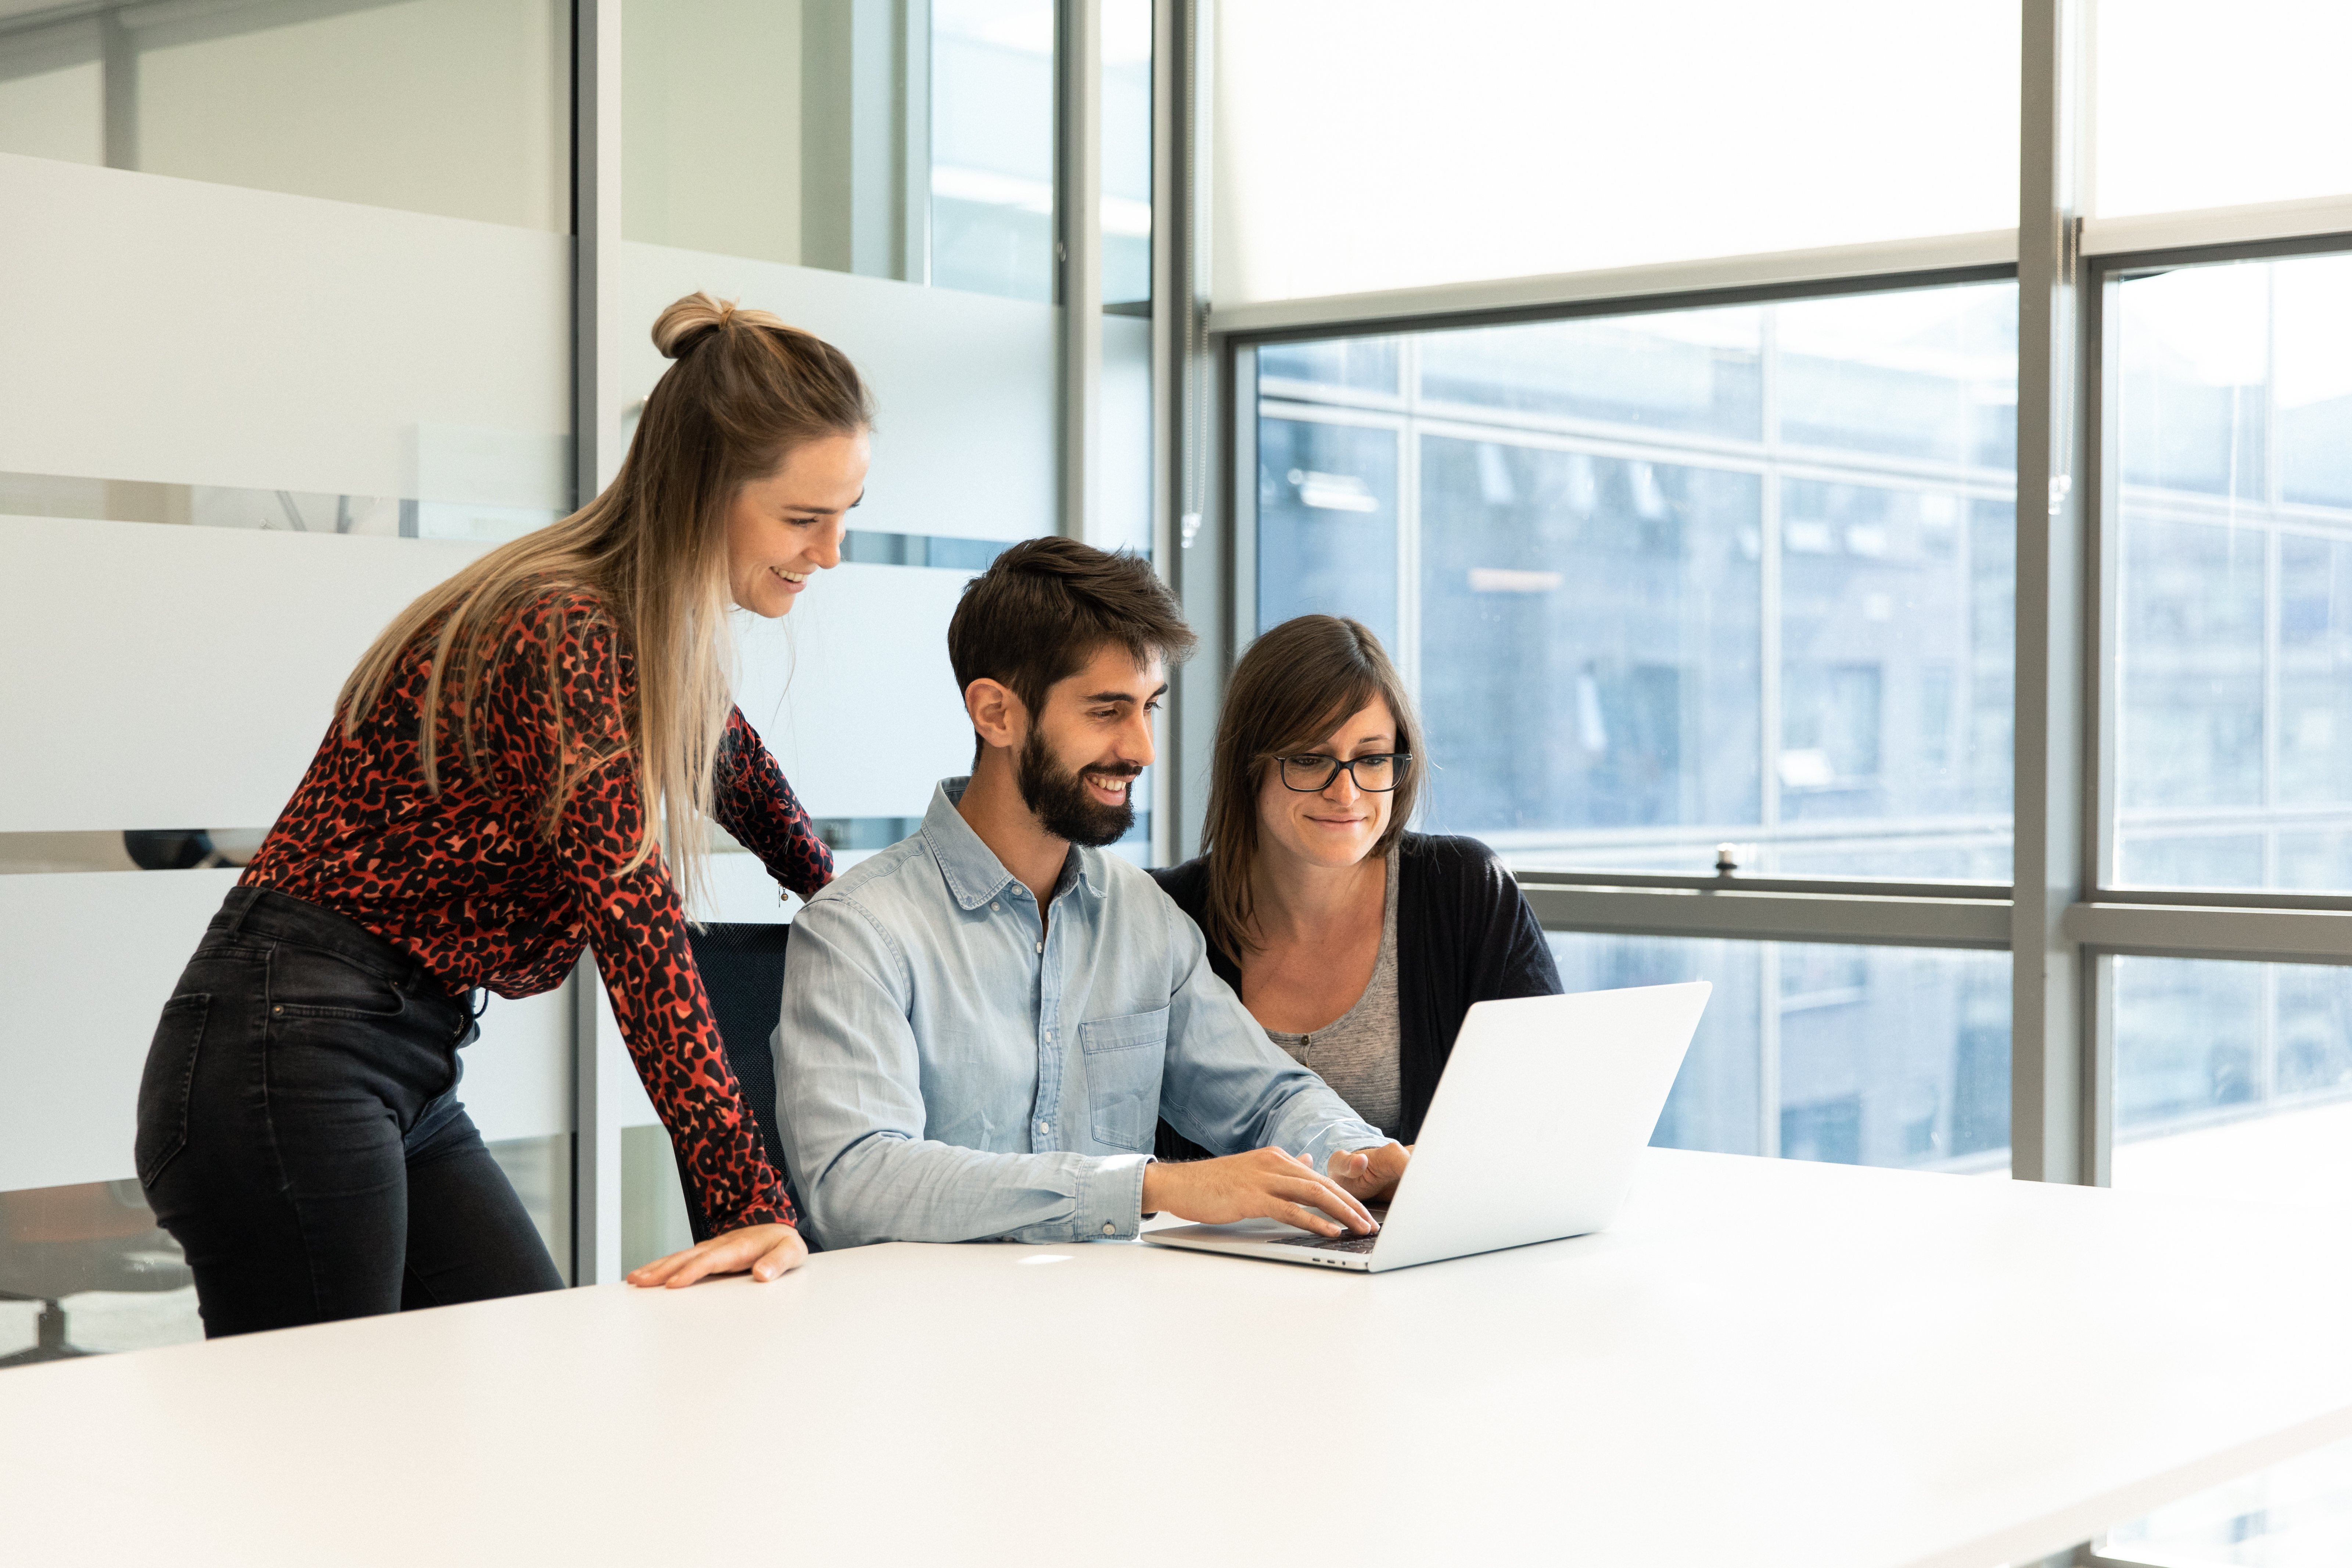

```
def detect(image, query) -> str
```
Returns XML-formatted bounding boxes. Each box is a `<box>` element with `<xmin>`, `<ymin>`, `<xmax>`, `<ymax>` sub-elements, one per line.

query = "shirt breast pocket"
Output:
<box><xmin>1079</xmin><ymin>1006</ymin><xmax>1168</xmax><ymax>1152</ymax></box>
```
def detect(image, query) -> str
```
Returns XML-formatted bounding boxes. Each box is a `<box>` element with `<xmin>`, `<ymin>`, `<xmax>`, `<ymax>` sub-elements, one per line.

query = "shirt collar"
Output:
<box><xmin>919</xmin><ymin>777</ymin><xmax>1106</xmax><ymax>911</ymax></box>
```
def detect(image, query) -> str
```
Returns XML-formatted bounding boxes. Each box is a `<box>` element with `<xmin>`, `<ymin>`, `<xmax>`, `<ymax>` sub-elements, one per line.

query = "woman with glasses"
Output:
<box><xmin>1152</xmin><ymin>614</ymin><xmax>1560</xmax><ymax>1156</ymax></box>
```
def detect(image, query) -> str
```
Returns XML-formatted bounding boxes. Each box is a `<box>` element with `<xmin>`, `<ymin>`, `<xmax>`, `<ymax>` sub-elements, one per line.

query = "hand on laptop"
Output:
<box><xmin>1327</xmin><ymin>1141</ymin><xmax>1411</xmax><ymax>1204</ymax></box>
<box><xmin>1141</xmin><ymin>1148</ymin><xmax>1379</xmax><ymax>1237</ymax></box>
<box><xmin>625</xmin><ymin>1221</ymin><xmax>809</xmax><ymax>1289</ymax></box>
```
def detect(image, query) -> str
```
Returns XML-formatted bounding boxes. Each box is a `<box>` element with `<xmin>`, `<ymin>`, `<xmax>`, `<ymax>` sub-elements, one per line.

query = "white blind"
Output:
<box><xmin>1214</xmin><ymin>0</ymin><xmax>2020</xmax><ymax>309</ymax></box>
<box><xmin>2094</xmin><ymin>0</ymin><xmax>2352</xmax><ymax>219</ymax></box>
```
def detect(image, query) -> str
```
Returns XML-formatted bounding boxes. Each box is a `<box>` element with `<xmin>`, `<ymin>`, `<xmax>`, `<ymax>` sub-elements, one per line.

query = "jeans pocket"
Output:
<box><xmin>269</xmin><ymin>942</ymin><xmax>409</xmax><ymax>1021</ymax></box>
<box><xmin>1081</xmin><ymin>1006</ymin><xmax>1169</xmax><ymax>1152</ymax></box>
<box><xmin>135</xmin><ymin>993</ymin><xmax>211</xmax><ymax>1187</ymax></box>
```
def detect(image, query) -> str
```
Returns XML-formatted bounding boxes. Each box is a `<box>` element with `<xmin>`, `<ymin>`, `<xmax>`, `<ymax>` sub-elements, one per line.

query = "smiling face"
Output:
<box><xmin>724</xmin><ymin>430</ymin><xmax>870</xmax><ymax>617</ymax></box>
<box><xmin>1254</xmin><ymin>696</ymin><xmax>1397</xmax><ymax>872</ymax></box>
<box><xmin>1015</xmin><ymin>643</ymin><xmax>1166</xmax><ymax>847</ymax></box>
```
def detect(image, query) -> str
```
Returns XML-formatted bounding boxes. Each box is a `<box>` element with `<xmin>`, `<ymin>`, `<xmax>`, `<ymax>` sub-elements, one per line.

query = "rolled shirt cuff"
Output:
<box><xmin>1076</xmin><ymin>1152</ymin><xmax>1153</xmax><ymax>1240</ymax></box>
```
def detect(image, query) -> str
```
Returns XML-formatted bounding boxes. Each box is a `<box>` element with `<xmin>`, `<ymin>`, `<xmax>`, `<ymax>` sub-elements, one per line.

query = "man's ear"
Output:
<box><xmin>964</xmin><ymin>677</ymin><xmax>1028</xmax><ymax>753</ymax></box>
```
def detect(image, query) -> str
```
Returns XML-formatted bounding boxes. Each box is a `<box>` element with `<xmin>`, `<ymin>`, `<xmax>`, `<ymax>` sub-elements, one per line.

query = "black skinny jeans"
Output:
<box><xmin>136</xmin><ymin>887</ymin><xmax>563</xmax><ymax>1337</ymax></box>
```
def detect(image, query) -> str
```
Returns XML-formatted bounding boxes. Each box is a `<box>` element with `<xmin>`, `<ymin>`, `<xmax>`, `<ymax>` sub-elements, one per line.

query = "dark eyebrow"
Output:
<box><xmin>1085</xmin><ymin>682</ymin><xmax>1169</xmax><ymax>705</ymax></box>
<box><xmin>786</xmin><ymin>490</ymin><xmax>864</xmax><ymax>515</ymax></box>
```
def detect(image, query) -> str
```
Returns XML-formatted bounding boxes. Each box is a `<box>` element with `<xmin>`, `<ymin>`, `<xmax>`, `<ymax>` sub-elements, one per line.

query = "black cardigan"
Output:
<box><xmin>1150</xmin><ymin>832</ymin><xmax>1562</xmax><ymax>1152</ymax></box>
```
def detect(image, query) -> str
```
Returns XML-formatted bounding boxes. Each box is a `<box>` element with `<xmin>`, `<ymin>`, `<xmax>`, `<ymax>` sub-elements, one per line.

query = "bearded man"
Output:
<box><xmin>759</xmin><ymin>537</ymin><xmax>1409</xmax><ymax>1252</ymax></box>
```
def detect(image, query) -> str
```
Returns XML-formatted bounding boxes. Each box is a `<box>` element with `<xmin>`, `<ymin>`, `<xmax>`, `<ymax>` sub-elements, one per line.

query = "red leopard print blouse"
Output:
<box><xmin>241</xmin><ymin>586</ymin><xmax>830</xmax><ymax>1233</ymax></box>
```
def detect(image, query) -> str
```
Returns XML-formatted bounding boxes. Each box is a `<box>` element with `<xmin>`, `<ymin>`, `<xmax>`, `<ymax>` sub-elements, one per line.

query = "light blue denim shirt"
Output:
<box><xmin>771</xmin><ymin>778</ymin><xmax>1388</xmax><ymax>1249</ymax></box>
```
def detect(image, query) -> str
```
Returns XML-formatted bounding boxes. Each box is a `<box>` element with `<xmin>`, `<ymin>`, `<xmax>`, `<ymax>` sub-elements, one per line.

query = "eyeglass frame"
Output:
<box><xmin>1268</xmin><ymin>751</ymin><xmax>1415</xmax><ymax>793</ymax></box>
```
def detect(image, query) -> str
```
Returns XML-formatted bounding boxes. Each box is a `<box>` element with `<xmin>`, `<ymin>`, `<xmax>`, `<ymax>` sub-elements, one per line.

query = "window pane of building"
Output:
<box><xmin>2094</xmin><ymin>0</ymin><xmax>2352</xmax><ymax>219</ymax></box>
<box><xmin>1102</xmin><ymin>0</ymin><xmax>1152</xmax><ymax>307</ymax></box>
<box><xmin>2102</xmin><ymin>1433</ymin><xmax>2352</xmax><ymax>1568</ymax></box>
<box><xmin>1417</xmin><ymin>311</ymin><xmax>1762</xmax><ymax>440</ymax></box>
<box><xmin>1214</xmin><ymin>0</ymin><xmax>2019</xmax><ymax>306</ymax></box>
<box><xmin>930</xmin><ymin>0</ymin><xmax>1056</xmax><ymax>301</ymax></box>
<box><xmin>1549</xmin><ymin>935</ymin><xmax>2011</xmax><ymax>1171</ymax></box>
<box><xmin>2111</xmin><ymin>254</ymin><xmax>2352</xmax><ymax>891</ymax></box>
<box><xmin>1257</xmin><ymin>281</ymin><xmax>2017</xmax><ymax>880</ymax></box>
<box><xmin>1257</xmin><ymin>418</ymin><xmax>1400</xmax><ymax>650</ymax></box>
<box><xmin>2111</xmin><ymin>957</ymin><xmax>2352</xmax><ymax>1205</ymax></box>
<box><xmin>0</xmin><ymin>0</ymin><xmax>569</xmax><ymax>230</ymax></box>
<box><xmin>625</xmin><ymin>0</ymin><xmax>1057</xmax><ymax>301</ymax></box>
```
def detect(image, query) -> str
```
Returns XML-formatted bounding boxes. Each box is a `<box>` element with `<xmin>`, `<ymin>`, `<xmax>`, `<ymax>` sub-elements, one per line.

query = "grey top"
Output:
<box><xmin>1263</xmin><ymin>854</ymin><xmax>1402</xmax><ymax>1139</ymax></box>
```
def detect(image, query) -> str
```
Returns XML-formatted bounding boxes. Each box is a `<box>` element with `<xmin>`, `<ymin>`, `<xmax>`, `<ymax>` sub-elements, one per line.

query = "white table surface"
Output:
<box><xmin>7</xmin><ymin>1148</ymin><xmax>2352</xmax><ymax>1568</ymax></box>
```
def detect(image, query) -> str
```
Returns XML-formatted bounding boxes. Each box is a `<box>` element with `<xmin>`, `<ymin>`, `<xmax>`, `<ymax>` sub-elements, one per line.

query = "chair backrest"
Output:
<box><xmin>681</xmin><ymin>921</ymin><xmax>796</xmax><ymax>1242</ymax></box>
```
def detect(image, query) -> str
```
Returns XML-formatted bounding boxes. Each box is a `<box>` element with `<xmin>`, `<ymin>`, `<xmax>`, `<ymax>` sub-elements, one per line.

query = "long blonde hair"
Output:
<box><xmin>338</xmin><ymin>292</ymin><xmax>872</xmax><ymax>903</ymax></box>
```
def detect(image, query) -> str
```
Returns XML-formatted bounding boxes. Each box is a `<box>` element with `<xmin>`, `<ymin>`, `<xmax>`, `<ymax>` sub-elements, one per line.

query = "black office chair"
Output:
<box><xmin>681</xmin><ymin>922</ymin><xmax>811</xmax><ymax>1247</ymax></box>
<box><xmin>0</xmin><ymin>1181</ymin><xmax>194</xmax><ymax>1366</ymax></box>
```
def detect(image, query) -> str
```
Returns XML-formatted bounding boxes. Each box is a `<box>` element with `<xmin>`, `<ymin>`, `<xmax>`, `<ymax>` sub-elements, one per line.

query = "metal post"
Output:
<box><xmin>2012</xmin><ymin>0</ymin><xmax>2093</xmax><ymax>1186</ymax></box>
<box><xmin>570</xmin><ymin>0</ymin><xmax>626</xmax><ymax>1285</ymax></box>
<box><xmin>1147</xmin><ymin>0</ymin><xmax>1179</xmax><ymax>867</ymax></box>
<box><xmin>99</xmin><ymin>11</ymin><xmax>136</xmax><ymax>171</ymax></box>
<box><xmin>1164</xmin><ymin>0</ymin><xmax>1222</xmax><ymax>857</ymax></box>
<box><xmin>1058</xmin><ymin>0</ymin><xmax>1104</xmax><ymax>543</ymax></box>
<box><xmin>899</xmin><ymin>0</ymin><xmax>933</xmax><ymax>285</ymax></box>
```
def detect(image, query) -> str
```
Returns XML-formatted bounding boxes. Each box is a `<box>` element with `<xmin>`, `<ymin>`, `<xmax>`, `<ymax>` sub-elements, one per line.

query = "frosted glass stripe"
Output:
<box><xmin>0</xmin><ymin>868</ymin><xmax>572</xmax><ymax>1192</ymax></box>
<box><xmin>0</xmin><ymin>153</ymin><xmax>571</xmax><ymax>506</ymax></box>
<box><xmin>624</xmin><ymin>241</ymin><xmax>1056</xmax><ymax>545</ymax></box>
<box><xmin>732</xmin><ymin>560</ymin><xmax>998</xmax><ymax>821</ymax></box>
<box><xmin>0</xmin><ymin>514</ymin><xmax>494</xmax><ymax>834</ymax></box>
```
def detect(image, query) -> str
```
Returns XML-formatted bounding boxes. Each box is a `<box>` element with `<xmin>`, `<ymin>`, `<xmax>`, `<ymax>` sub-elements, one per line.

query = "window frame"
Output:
<box><xmin>1157</xmin><ymin>0</ymin><xmax>2352</xmax><ymax>1232</ymax></box>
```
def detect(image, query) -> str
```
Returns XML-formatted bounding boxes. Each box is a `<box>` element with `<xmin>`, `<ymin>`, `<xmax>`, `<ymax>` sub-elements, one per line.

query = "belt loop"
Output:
<box><xmin>220</xmin><ymin>886</ymin><xmax>260</xmax><ymax>934</ymax></box>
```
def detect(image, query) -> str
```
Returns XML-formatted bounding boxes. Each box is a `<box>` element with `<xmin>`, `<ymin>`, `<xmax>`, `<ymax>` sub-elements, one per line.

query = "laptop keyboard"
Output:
<box><xmin>1273</xmin><ymin>1232</ymin><xmax>1378</xmax><ymax>1254</ymax></box>
<box><xmin>1268</xmin><ymin>1203</ymin><xmax>1388</xmax><ymax>1255</ymax></box>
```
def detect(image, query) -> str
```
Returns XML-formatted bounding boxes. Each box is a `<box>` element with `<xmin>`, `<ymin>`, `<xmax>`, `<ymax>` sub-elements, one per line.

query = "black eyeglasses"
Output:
<box><xmin>1273</xmin><ymin>753</ymin><xmax>1413</xmax><ymax>793</ymax></box>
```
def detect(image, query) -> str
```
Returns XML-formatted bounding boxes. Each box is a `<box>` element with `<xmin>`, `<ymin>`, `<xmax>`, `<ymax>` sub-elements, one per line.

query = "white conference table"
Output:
<box><xmin>7</xmin><ymin>1148</ymin><xmax>2352</xmax><ymax>1567</ymax></box>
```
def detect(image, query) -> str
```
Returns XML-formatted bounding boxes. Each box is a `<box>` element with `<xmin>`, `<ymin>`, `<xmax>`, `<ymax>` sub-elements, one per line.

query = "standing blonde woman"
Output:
<box><xmin>1154</xmin><ymin>615</ymin><xmax>1561</xmax><ymax>1159</ymax></box>
<box><xmin>134</xmin><ymin>295</ymin><xmax>861</xmax><ymax>1335</ymax></box>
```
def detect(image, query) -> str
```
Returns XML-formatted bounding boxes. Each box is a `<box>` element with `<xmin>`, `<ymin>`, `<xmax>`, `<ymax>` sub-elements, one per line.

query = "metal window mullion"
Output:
<box><xmin>1057</xmin><ymin>0</ymin><xmax>1103</xmax><ymax>545</ymax></box>
<box><xmin>901</xmin><ymin>0</ymin><xmax>933</xmax><ymax>286</ymax></box>
<box><xmin>1760</xmin><ymin>302</ymin><xmax>1784</xmax><ymax>857</ymax></box>
<box><xmin>2088</xmin><ymin>265</ymin><xmax>2123</xmax><ymax>893</ymax></box>
<box><xmin>1395</xmin><ymin>336</ymin><xmax>1423</xmax><ymax>708</ymax></box>
<box><xmin>2263</xmin><ymin>523</ymin><xmax>2281</xmax><ymax>850</ymax></box>
<box><xmin>1759</xmin><ymin>943</ymin><xmax>1783</xmax><ymax>1158</ymax></box>
<box><xmin>1147</xmin><ymin>0</ymin><xmax>1178</xmax><ymax>868</ymax></box>
<box><xmin>2012</xmin><ymin>0</ymin><xmax>2094</xmax><ymax>1188</ymax></box>
<box><xmin>1166</xmin><ymin>0</ymin><xmax>1222</xmax><ymax>858</ymax></box>
<box><xmin>570</xmin><ymin>0</ymin><xmax>625</xmax><ymax>1288</ymax></box>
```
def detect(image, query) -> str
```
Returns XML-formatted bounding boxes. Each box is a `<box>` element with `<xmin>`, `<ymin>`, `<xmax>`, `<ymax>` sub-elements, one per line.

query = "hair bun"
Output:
<box><xmin>651</xmin><ymin>291</ymin><xmax>800</xmax><ymax>359</ymax></box>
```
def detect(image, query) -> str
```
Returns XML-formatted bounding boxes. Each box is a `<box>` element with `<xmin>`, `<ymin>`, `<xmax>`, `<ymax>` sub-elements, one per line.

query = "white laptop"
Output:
<box><xmin>1141</xmin><ymin>982</ymin><xmax>1709</xmax><ymax>1273</ymax></box>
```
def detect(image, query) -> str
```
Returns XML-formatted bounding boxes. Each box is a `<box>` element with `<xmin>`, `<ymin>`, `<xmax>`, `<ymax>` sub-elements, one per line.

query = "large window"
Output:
<box><xmin>1552</xmin><ymin>935</ymin><xmax>2011</xmax><ymax>1171</ymax></box>
<box><xmin>2111</xmin><ymin>253</ymin><xmax>2352</xmax><ymax>891</ymax></box>
<box><xmin>1258</xmin><ymin>281</ymin><xmax>2018</xmax><ymax>880</ymax></box>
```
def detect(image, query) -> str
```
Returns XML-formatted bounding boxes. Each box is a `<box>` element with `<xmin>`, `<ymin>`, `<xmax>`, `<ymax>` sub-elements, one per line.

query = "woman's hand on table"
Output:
<box><xmin>626</xmin><ymin>1222</ymin><xmax>808</xmax><ymax>1289</ymax></box>
<box><xmin>1327</xmin><ymin>1141</ymin><xmax>1411</xmax><ymax>1204</ymax></box>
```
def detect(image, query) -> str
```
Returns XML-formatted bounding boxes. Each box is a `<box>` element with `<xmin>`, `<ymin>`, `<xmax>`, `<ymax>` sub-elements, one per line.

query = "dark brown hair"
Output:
<box><xmin>947</xmin><ymin>537</ymin><xmax>1197</xmax><ymax>735</ymax></box>
<box><xmin>341</xmin><ymin>293</ymin><xmax>870</xmax><ymax>903</ymax></box>
<box><xmin>1197</xmin><ymin>614</ymin><xmax>1422</xmax><ymax>963</ymax></box>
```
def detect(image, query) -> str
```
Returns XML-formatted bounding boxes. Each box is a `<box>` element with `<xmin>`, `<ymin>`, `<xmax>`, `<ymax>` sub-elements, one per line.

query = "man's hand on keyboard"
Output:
<box><xmin>1141</xmin><ymin>1148</ymin><xmax>1379</xmax><ymax>1236</ymax></box>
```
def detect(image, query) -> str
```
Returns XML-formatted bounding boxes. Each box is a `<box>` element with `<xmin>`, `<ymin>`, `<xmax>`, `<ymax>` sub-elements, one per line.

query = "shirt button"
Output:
<box><xmin>1101</xmin><ymin>1223</ymin><xmax>1115</xmax><ymax>1236</ymax></box>
<box><xmin>991</xmin><ymin>902</ymin><xmax>1000</xmax><ymax>912</ymax></box>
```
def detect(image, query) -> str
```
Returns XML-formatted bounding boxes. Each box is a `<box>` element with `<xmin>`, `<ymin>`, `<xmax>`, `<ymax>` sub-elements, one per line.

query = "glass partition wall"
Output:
<box><xmin>0</xmin><ymin>0</ymin><xmax>1150</xmax><ymax>1357</ymax></box>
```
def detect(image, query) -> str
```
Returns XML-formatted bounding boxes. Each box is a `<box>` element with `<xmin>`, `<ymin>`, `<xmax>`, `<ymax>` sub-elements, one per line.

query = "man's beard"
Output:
<box><xmin>1017</xmin><ymin>729</ymin><xmax>1138</xmax><ymax>848</ymax></box>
